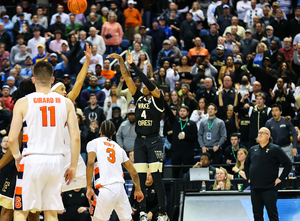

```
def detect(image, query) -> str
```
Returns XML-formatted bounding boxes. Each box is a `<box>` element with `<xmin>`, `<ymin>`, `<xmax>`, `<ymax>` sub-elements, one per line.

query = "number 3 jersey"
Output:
<box><xmin>86</xmin><ymin>137</ymin><xmax>129</xmax><ymax>187</ymax></box>
<box><xmin>22</xmin><ymin>92</ymin><xmax>67</xmax><ymax>156</ymax></box>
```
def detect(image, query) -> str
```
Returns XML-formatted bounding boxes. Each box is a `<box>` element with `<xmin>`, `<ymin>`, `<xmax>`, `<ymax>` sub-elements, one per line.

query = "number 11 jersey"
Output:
<box><xmin>22</xmin><ymin>92</ymin><xmax>67</xmax><ymax>156</ymax></box>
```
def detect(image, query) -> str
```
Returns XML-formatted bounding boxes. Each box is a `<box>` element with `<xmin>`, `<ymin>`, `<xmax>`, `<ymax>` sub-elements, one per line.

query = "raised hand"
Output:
<box><xmin>84</xmin><ymin>43</ymin><xmax>92</xmax><ymax>60</ymax></box>
<box><xmin>107</xmin><ymin>53</ymin><xmax>122</xmax><ymax>60</ymax></box>
<box><xmin>126</xmin><ymin>50</ymin><xmax>134</xmax><ymax>64</ymax></box>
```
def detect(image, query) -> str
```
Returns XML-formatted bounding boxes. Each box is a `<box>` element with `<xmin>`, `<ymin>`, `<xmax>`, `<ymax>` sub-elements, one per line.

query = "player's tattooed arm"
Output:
<box><xmin>123</xmin><ymin>160</ymin><xmax>141</xmax><ymax>190</ymax></box>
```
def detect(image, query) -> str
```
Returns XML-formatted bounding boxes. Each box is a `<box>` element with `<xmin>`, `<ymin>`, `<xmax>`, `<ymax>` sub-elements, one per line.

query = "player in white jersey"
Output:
<box><xmin>86</xmin><ymin>120</ymin><xmax>144</xmax><ymax>221</ymax></box>
<box><xmin>8</xmin><ymin>61</ymin><xmax>80</xmax><ymax>221</ymax></box>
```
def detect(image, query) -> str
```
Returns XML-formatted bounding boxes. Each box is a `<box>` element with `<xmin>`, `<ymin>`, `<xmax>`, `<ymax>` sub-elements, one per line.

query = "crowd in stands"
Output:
<box><xmin>1</xmin><ymin>1</ymin><xmax>300</xmax><ymax>215</ymax></box>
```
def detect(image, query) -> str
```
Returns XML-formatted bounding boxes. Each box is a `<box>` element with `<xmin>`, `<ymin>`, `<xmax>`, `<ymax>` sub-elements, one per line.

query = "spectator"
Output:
<box><xmin>218</xmin><ymin>55</ymin><xmax>235</xmax><ymax>85</ymax></box>
<box><xmin>117</xmin><ymin>77</ymin><xmax>141</xmax><ymax>106</ymax></box>
<box><xmin>260</xmin><ymin>6</ymin><xmax>275</xmax><ymax>27</ymax></box>
<box><xmin>210</xmin><ymin>44</ymin><xmax>226</xmax><ymax>75</ymax></box>
<box><xmin>167</xmin><ymin>9</ymin><xmax>181</xmax><ymax>42</ymax></box>
<box><xmin>169</xmin><ymin>90</ymin><xmax>182</xmax><ymax>110</ymax></box>
<box><xmin>83</xmin><ymin>93</ymin><xmax>106</xmax><ymax>128</ymax></box>
<box><xmin>127</xmin><ymin>42</ymin><xmax>149</xmax><ymax>65</ymax></box>
<box><xmin>87</xmin><ymin>27</ymin><xmax>106</xmax><ymax>56</ymax></box>
<box><xmin>252</xmin><ymin>22</ymin><xmax>265</xmax><ymax>42</ymax></box>
<box><xmin>86</xmin><ymin>5</ymin><xmax>102</xmax><ymax>22</ymax></box>
<box><xmin>6</xmin><ymin>76</ymin><xmax>16</xmax><ymax>94</ymax></box>
<box><xmin>0</xmin><ymin>57</ymin><xmax>11</xmax><ymax>86</ymax></box>
<box><xmin>270</xmin><ymin>9</ymin><xmax>290</xmax><ymax>42</ymax></box>
<box><xmin>176</xmin><ymin>56</ymin><xmax>193</xmax><ymax>84</ymax></box>
<box><xmin>0</xmin><ymin>99</ymin><xmax>10</xmax><ymax>139</ymax></box>
<box><xmin>101</xmin><ymin>59</ymin><xmax>115</xmax><ymax>80</ymax></box>
<box><xmin>290</xmin><ymin>7</ymin><xmax>300</xmax><ymax>39</ymax></box>
<box><xmin>11</xmin><ymin>5</ymin><xmax>32</xmax><ymax>25</ymax></box>
<box><xmin>49</xmin><ymin>52</ymin><xmax>68</xmax><ymax>79</ymax></box>
<box><xmin>252</xmin><ymin>42</ymin><xmax>267</xmax><ymax>67</ymax></box>
<box><xmin>157</xmin><ymin>40</ymin><xmax>176</xmax><ymax>67</ymax></box>
<box><xmin>279</xmin><ymin>37</ymin><xmax>293</xmax><ymax>64</ymax></box>
<box><xmin>190</xmin><ymin>98</ymin><xmax>209</xmax><ymax>130</ymax></box>
<box><xmin>101</xmin><ymin>7</ymin><xmax>109</xmax><ymax>24</ymax></box>
<box><xmin>28</xmin><ymin>14</ymin><xmax>45</xmax><ymax>37</ymax></box>
<box><xmin>169</xmin><ymin>36</ymin><xmax>182</xmax><ymax>63</ymax></box>
<box><xmin>214</xmin><ymin>0</ymin><xmax>235</xmax><ymax>20</ymax></box>
<box><xmin>50</xmin><ymin>5</ymin><xmax>70</xmax><ymax>26</ymax></box>
<box><xmin>103</xmin><ymin>84</ymin><xmax>127</xmax><ymax>120</ymax></box>
<box><xmin>47</xmin><ymin>15</ymin><xmax>66</xmax><ymax>38</ymax></box>
<box><xmin>196</xmin><ymin>77</ymin><xmax>217</xmax><ymax>104</ymax></box>
<box><xmin>0</xmin><ymin>85</ymin><xmax>14</xmax><ymax>112</ymax></box>
<box><xmin>243</xmin><ymin>81</ymin><xmax>269</xmax><ymax>106</ymax></box>
<box><xmin>82</xmin><ymin>70</ymin><xmax>94</xmax><ymax>90</ymax></box>
<box><xmin>163</xmin><ymin>61</ymin><xmax>180</xmax><ymax>92</ymax></box>
<box><xmin>244</xmin><ymin>0</ymin><xmax>263</xmax><ymax>29</ymax></box>
<box><xmin>27</xmin><ymin>28</ymin><xmax>45</xmax><ymax>57</ymax></box>
<box><xmin>224</xmin><ymin>31</ymin><xmax>237</xmax><ymax>52</ymax></box>
<box><xmin>189</xmin><ymin>1</ymin><xmax>204</xmax><ymax>23</ymax></box>
<box><xmin>62</xmin><ymin>74</ymin><xmax>72</xmax><ymax>94</ymax></box>
<box><xmin>217</xmin><ymin>5</ymin><xmax>233</xmax><ymax>35</ymax></box>
<box><xmin>49</xmin><ymin>30</ymin><xmax>68</xmax><ymax>52</ymax></box>
<box><xmin>202</xmin><ymin>24</ymin><xmax>219</xmax><ymax>53</ymax></box>
<box><xmin>190</xmin><ymin>65</ymin><xmax>206</xmax><ymax>93</ymax></box>
<box><xmin>210</xmin><ymin>36</ymin><xmax>233</xmax><ymax>59</ymax></box>
<box><xmin>0</xmin><ymin>43</ymin><xmax>9</xmax><ymax>68</ymax></box>
<box><xmin>230</xmin><ymin>59</ymin><xmax>249</xmax><ymax>84</ymax></box>
<box><xmin>37</xmin><ymin>6</ymin><xmax>48</xmax><ymax>29</ymax></box>
<box><xmin>0</xmin><ymin>23</ymin><xmax>11</xmax><ymax>51</ymax></box>
<box><xmin>237</xmin><ymin>0</ymin><xmax>251</xmax><ymax>22</ymax></box>
<box><xmin>156</xmin><ymin>68</ymin><xmax>170</xmax><ymax>94</ymax></box>
<box><xmin>20</xmin><ymin>23</ymin><xmax>32</xmax><ymax>44</ymax></box>
<box><xmin>224</xmin><ymin>133</ymin><xmax>247</xmax><ymax>164</ymax></box>
<box><xmin>188</xmin><ymin>37</ymin><xmax>209</xmax><ymax>60</ymax></box>
<box><xmin>270</xmin><ymin>78</ymin><xmax>295</xmax><ymax>117</ymax></box>
<box><xmin>94</xmin><ymin>66</ymin><xmax>106</xmax><ymax>89</ymax></box>
<box><xmin>237</xmin><ymin>75</ymin><xmax>252</xmax><ymax>97</ymax></box>
<box><xmin>158</xmin><ymin>17</ymin><xmax>172</xmax><ymax>39</ymax></box>
<box><xmin>180</xmin><ymin>12</ymin><xmax>198</xmax><ymax>51</ymax></box>
<box><xmin>139</xmin><ymin>26</ymin><xmax>154</xmax><ymax>61</ymax></box>
<box><xmin>261</xmin><ymin>25</ymin><xmax>282</xmax><ymax>50</ymax></box>
<box><xmin>14</xmin><ymin>44</ymin><xmax>31</xmax><ymax>68</ymax></box>
<box><xmin>165</xmin><ymin>104</ymin><xmax>198</xmax><ymax>178</ymax></box>
<box><xmin>2</xmin><ymin>15</ymin><xmax>13</xmax><ymax>43</ymax></box>
<box><xmin>116</xmin><ymin>108</ymin><xmax>137</xmax><ymax>152</ymax></box>
<box><xmin>109</xmin><ymin>106</ymin><xmax>124</xmax><ymax>141</ymax></box>
<box><xmin>32</xmin><ymin>45</ymin><xmax>47</xmax><ymax>65</ymax></box>
<box><xmin>102</xmin><ymin>79</ymin><xmax>112</xmax><ymax>98</ymax></box>
<box><xmin>137</xmin><ymin>52</ymin><xmax>149</xmax><ymax>70</ymax></box>
<box><xmin>128</xmin><ymin>34</ymin><xmax>147</xmax><ymax>53</ymax></box>
<box><xmin>240</xmin><ymin>29</ymin><xmax>259</xmax><ymax>61</ymax></box>
<box><xmin>123</xmin><ymin>0</ymin><xmax>142</xmax><ymax>42</ymax></box>
<box><xmin>101</xmin><ymin>12</ymin><xmax>123</xmax><ymax>54</ymax></box>
<box><xmin>80</xmin><ymin>75</ymin><xmax>106</xmax><ymax>109</ymax></box>
<box><xmin>223</xmin><ymin>16</ymin><xmax>246</xmax><ymax>39</ymax></box>
<box><xmin>231</xmin><ymin>148</ymin><xmax>248</xmax><ymax>179</ymax></box>
<box><xmin>65</xmin><ymin>14</ymin><xmax>83</xmax><ymax>39</ymax></box>
<box><xmin>110</xmin><ymin>64</ymin><xmax>122</xmax><ymax>85</ymax></box>
<box><xmin>265</xmin><ymin>104</ymin><xmax>298</xmax><ymax>162</ymax></box>
<box><xmin>83</xmin><ymin>12</ymin><xmax>103</xmax><ymax>34</ymax></box>
<box><xmin>231</xmin><ymin>25</ymin><xmax>243</xmax><ymax>44</ymax></box>
<box><xmin>209</xmin><ymin>168</ymin><xmax>236</xmax><ymax>190</ymax></box>
<box><xmin>79</xmin><ymin>45</ymin><xmax>103</xmax><ymax>76</ymax></box>
<box><xmin>199</xmin><ymin>103</ymin><xmax>227</xmax><ymax>164</ymax></box>
<box><xmin>207</xmin><ymin>0</ymin><xmax>222</xmax><ymax>26</ymax></box>
<box><xmin>247</xmin><ymin>15</ymin><xmax>263</xmax><ymax>35</ymax></box>
<box><xmin>109</xmin><ymin>2</ymin><xmax>125</xmax><ymax>30</ymax></box>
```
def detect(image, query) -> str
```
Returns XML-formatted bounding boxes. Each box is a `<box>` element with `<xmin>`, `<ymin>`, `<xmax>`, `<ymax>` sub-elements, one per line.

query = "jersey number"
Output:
<box><xmin>40</xmin><ymin>106</ymin><xmax>56</xmax><ymax>127</ymax></box>
<box><xmin>106</xmin><ymin>148</ymin><xmax>116</xmax><ymax>163</ymax></box>
<box><xmin>141</xmin><ymin>110</ymin><xmax>147</xmax><ymax>119</ymax></box>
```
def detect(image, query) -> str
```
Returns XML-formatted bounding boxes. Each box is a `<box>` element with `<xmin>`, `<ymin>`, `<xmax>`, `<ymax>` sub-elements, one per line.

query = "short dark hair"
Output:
<box><xmin>201</xmin><ymin>152</ymin><xmax>211</xmax><ymax>161</ymax></box>
<box><xmin>271</xmin><ymin>103</ymin><xmax>282</xmax><ymax>111</ymax></box>
<box><xmin>256</xmin><ymin>22</ymin><xmax>262</xmax><ymax>27</ymax></box>
<box><xmin>89</xmin><ymin>93</ymin><xmax>97</xmax><ymax>99</ymax></box>
<box><xmin>32</xmin><ymin>61</ymin><xmax>53</xmax><ymax>85</ymax></box>
<box><xmin>170</xmin><ymin>9</ymin><xmax>177</xmax><ymax>13</ymax></box>
<box><xmin>54</xmin><ymin>30</ymin><xmax>63</xmax><ymax>35</ymax></box>
<box><xmin>33</xmin><ymin>27</ymin><xmax>40</xmax><ymax>32</ymax></box>
<box><xmin>95</xmin><ymin>64</ymin><xmax>102</xmax><ymax>68</ymax></box>
<box><xmin>16</xmin><ymin>35</ymin><xmax>24</xmax><ymax>40</ymax></box>
<box><xmin>103</xmin><ymin>58</ymin><xmax>110</xmax><ymax>63</ymax></box>
<box><xmin>208</xmin><ymin>103</ymin><xmax>217</xmax><ymax>110</ymax></box>
<box><xmin>180</xmin><ymin>105</ymin><xmax>189</xmax><ymax>112</ymax></box>
<box><xmin>255</xmin><ymin>92</ymin><xmax>266</xmax><ymax>101</ymax></box>
<box><xmin>230</xmin><ymin>132</ymin><xmax>240</xmax><ymax>139</ymax></box>
<box><xmin>100</xmin><ymin>120</ymin><xmax>116</xmax><ymax>139</ymax></box>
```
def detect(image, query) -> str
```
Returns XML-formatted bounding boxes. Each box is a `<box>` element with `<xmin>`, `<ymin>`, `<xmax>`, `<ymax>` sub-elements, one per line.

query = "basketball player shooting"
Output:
<box><xmin>107</xmin><ymin>51</ymin><xmax>169</xmax><ymax>221</ymax></box>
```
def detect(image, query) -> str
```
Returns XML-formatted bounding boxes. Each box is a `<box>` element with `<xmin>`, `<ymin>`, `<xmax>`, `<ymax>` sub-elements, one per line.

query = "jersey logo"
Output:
<box><xmin>88</xmin><ymin>112</ymin><xmax>98</xmax><ymax>121</ymax></box>
<box><xmin>154</xmin><ymin>150</ymin><xmax>163</xmax><ymax>161</ymax></box>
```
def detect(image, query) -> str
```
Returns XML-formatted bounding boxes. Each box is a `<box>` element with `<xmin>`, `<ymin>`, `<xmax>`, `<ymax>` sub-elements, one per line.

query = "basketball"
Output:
<box><xmin>67</xmin><ymin>0</ymin><xmax>87</xmax><ymax>15</ymax></box>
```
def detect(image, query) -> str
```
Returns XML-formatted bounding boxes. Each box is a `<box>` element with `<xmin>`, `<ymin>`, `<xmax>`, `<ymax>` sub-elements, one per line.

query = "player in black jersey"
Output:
<box><xmin>108</xmin><ymin>52</ymin><xmax>169</xmax><ymax>221</ymax></box>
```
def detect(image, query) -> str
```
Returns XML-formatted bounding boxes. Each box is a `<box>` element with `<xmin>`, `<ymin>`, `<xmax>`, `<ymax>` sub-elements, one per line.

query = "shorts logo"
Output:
<box><xmin>2</xmin><ymin>181</ymin><xmax>10</xmax><ymax>193</ymax></box>
<box><xmin>14</xmin><ymin>187</ymin><xmax>23</xmax><ymax>210</ymax></box>
<box><xmin>90</xmin><ymin>199</ymin><xmax>97</xmax><ymax>216</ymax></box>
<box><xmin>154</xmin><ymin>151</ymin><xmax>163</xmax><ymax>161</ymax></box>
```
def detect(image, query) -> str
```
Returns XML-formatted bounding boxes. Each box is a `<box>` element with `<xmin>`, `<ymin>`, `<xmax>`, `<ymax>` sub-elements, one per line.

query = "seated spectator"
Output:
<box><xmin>2</xmin><ymin>15</ymin><xmax>13</xmax><ymax>43</ymax></box>
<box><xmin>102</xmin><ymin>79</ymin><xmax>111</xmax><ymax>98</ymax></box>
<box><xmin>49</xmin><ymin>30</ymin><xmax>69</xmax><ymax>52</ymax></box>
<box><xmin>80</xmin><ymin>75</ymin><xmax>106</xmax><ymax>109</ymax></box>
<box><xmin>218</xmin><ymin>55</ymin><xmax>235</xmax><ymax>85</ymax></box>
<box><xmin>199</xmin><ymin>103</ymin><xmax>227</xmax><ymax>164</ymax></box>
<box><xmin>109</xmin><ymin>106</ymin><xmax>124</xmax><ymax>141</ymax></box>
<box><xmin>0</xmin><ymin>99</ymin><xmax>10</xmax><ymax>139</ymax></box>
<box><xmin>235</xmin><ymin>103</ymin><xmax>251</xmax><ymax>149</ymax></box>
<box><xmin>86</xmin><ymin>5</ymin><xmax>101</xmax><ymax>22</ymax></box>
<box><xmin>209</xmin><ymin>168</ymin><xmax>236</xmax><ymax>190</ymax></box>
<box><xmin>116</xmin><ymin>108</ymin><xmax>137</xmax><ymax>152</ymax></box>
<box><xmin>36</xmin><ymin>6</ymin><xmax>47</xmax><ymax>29</ymax></box>
<box><xmin>29</xmin><ymin>14</ymin><xmax>45</xmax><ymax>36</ymax></box>
<box><xmin>47</xmin><ymin>15</ymin><xmax>66</xmax><ymax>39</ymax></box>
<box><xmin>14</xmin><ymin>44</ymin><xmax>31</xmax><ymax>68</ymax></box>
<box><xmin>223</xmin><ymin>16</ymin><xmax>245</xmax><ymax>39</ymax></box>
<box><xmin>231</xmin><ymin>148</ymin><xmax>248</xmax><ymax>179</ymax></box>
<box><xmin>62</xmin><ymin>74</ymin><xmax>73</xmax><ymax>94</ymax></box>
<box><xmin>188</xmin><ymin>37</ymin><xmax>209</xmax><ymax>60</ymax></box>
<box><xmin>261</xmin><ymin>25</ymin><xmax>282</xmax><ymax>50</ymax></box>
<box><xmin>224</xmin><ymin>133</ymin><xmax>247</xmax><ymax>164</ymax></box>
<box><xmin>128</xmin><ymin>34</ymin><xmax>148</xmax><ymax>53</ymax></box>
<box><xmin>0</xmin><ymin>85</ymin><xmax>14</xmax><ymax>112</ymax></box>
<box><xmin>94</xmin><ymin>66</ymin><xmax>106</xmax><ymax>89</ymax></box>
<box><xmin>65</xmin><ymin>14</ymin><xmax>83</xmax><ymax>39</ymax></box>
<box><xmin>177</xmin><ymin>56</ymin><xmax>193</xmax><ymax>84</ymax></box>
<box><xmin>158</xmin><ymin>17</ymin><xmax>172</xmax><ymax>39</ymax></box>
<box><xmin>6</xmin><ymin>76</ymin><xmax>17</xmax><ymax>94</ymax></box>
<box><xmin>86</xmin><ymin>120</ymin><xmax>100</xmax><ymax>143</ymax></box>
<box><xmin>0</xmin><ymin>58</ymin><xmax>11</xmax><ymax>88</ymax></box>
<box><xmin>277</xmin><ymin>63</ymin><xmax>296</xmax><ymax>83</ymax></box>
<box><xmin>157</xmin><ymin>39</ymin><xmax>176</xmax><ymax>67</ymax></box>
<box><xmin>183</xmin><ymin>152</ymin><xmax>217</xmax><ymax>181</ymax></box>
<box><xmin>254</xmin><ymin>42</ymin><xmax>268</xmax><ymax>66</ymax></box>
<box><xmin>0</xmin><ymin>23</ymin><xmax>11</xmax><ymax>52</ymax></box>
<box><xmin>101</xmin><ymin>59</ymin><xmax>115</xmax><ymax>80</ymax></box>
<box><xmin>83</xmin><ymin>93</ymin><xmax>106</xmax><ymax>128</ymax></box>
<box><xmin>20</xmin><ymin>56</ymin><xmax>32</xmax><ymax>77</ymax></box>
<box><xmin>27</xmin><ymin>27</ymin><xmax>45</xmax><ymax>57</ymax></box>
<box><xmin>0</xmin><ymin>43</ymin><xmax>10</xmax><ymax>68</ymax></box>
<box><xmin>103</xmin><ymin>84</ymin><xmax>127</xmax><ymax>120</ymax></box>
<box><xmin>50</xmin><ymin>5</ymin><xmax>70</xmax><ymax>26</ymax></box>
<box><xmin>196</xmin><ymin>77</ymin><xmax>217</xmax><ymax>104</ymax></box>
<box><xmin>252</xmin><ymin>22</ymin><xmax>265</xmax><ymax>42</ymax></box>
<box><xmin>10</xmin><ymin>35</ymin><xmax>25</xmax><ymax>66</ymax></box>
<box><xmin>20</xmin><ymin>23</ymin><xmax>32</xmax><ymax>44</ymax></box>
<box><xmin>279</xmin><ymin>37</ymin><xmax>293</xmax><ymax>64</ymax></box>
<box><xmin>127</xmin><ymin>42</ymin><xmax>149</xmax><ymax>65</ymax></box>
<box><xmin>224</xmin><ymin>31</ymin><xmax>238</xmax><ymax>52</ymax></box>
<box><xmin>210</xmin><ymin>45</ymin><xmax>227</xmax><ymax>74</ymax></box>
<box><xmin>190</xmin><ymin>98</ymin><xmax>208</xmax><ymax>130</ymax></box>
<box><xmin>58</xmin><ymin>188</ymin><xmax>91</xmax><ymax>221</ymax></box>
<box><xmin>13</xmin><ymin>13</ymin><xmax>29</xmax><ymax>40</ymax></box>
<box><xmin>156</xmin><ymin>68</ymin><xmax>170</xmax><ymax>94</ymax></box>
<box><xmin>101</xmin><ymin>7</ymin><xmax>109</xmax><ymax>24</ymax></box>
<box><xmin>101</xmin><ymin>12</ymin><xmax>123</xmax><ymax>54</ymax></box>
<box><xmin>80</xmin><ymin>45</ymin><xmax>103</xmax><ymax>75</ymax></box>
<box><xmin>87</xmin><ymin>27</ymin><xmax>106</xmax><ymax>56</ymax></box>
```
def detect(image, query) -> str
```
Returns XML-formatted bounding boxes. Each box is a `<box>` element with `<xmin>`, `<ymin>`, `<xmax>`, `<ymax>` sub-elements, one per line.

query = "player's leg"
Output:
<box><xmin>0</xmin><ymin>208</ymin><xmax>13</xmax><ymax>221</ymax></box>
<box><xmin>13</xmin><ymin>210</ymin><xmax>29</xmax><ymax>221</ymax></box>
<box><xmin>43</xmin><ymin>210</ymin><xmax>58</xmax><ymax>221</ymax></box>
<box><xmin>250</xmin><ymin>188</ymin><xmax>264</xmax><ymax>221</ymax></box>
<box><xmin>170</xmin><ymin>150</ymin><xmax>182</xmax><ymax>178</ymax></box>
<box><xmin>115</xmin><ymin>183</ymin><xmax>133</xmax><ymax>221</ymax></box>
<box><xmin>28</xmin><ymin>211</ymin><xmax>40</xmax><ymax>221</ymax></box>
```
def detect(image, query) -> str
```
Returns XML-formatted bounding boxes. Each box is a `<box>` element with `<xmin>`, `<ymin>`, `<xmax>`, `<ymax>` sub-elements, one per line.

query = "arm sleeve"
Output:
<box><xmin>86</xmin><ymin>140</ymin><xmax>96</xmax><ymax>153</ymax></box>
<box><xmin>130</xmin><ymin>62</ymin><xmax>156</xmax><ymax>91</ymax></box>
<box><xmin>163</xmin><ymin>100</ymin><xmax>176</xmax><ymax>123</ymax></box>
<box><xmin>79</xmin><ymin>56</ymin><xmax>86</xmax><ymax>65</ymax></box>
<box><xmin>190</xmin><ymin>110</ymin><xmax>200</xmax><ymax>122</ymax></box>
<box><xmin>218</xmin><ymin>121</ymin><xmax>227</xmax><ymax>147</ymax></box>
<box><xmin>244</xmin><ymin>151</ymin><xmax>251</xmax><ymax>179</ymax></box>
<box><xmin>198</xmin><ymin>121</ymin><xmax>205</xmax><ymax>147</ymax></box>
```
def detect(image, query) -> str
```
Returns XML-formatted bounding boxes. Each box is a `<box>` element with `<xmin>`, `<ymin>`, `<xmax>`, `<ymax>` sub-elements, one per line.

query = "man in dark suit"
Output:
<box><xmin>69</xmin><ymin>31</ymin><xmax>92</xmax><ymax>74</ymax></box>
<box><xmin>83</xmin><ymin>12</ymin><xmax>103</xmax><ymax>35</ymax></box>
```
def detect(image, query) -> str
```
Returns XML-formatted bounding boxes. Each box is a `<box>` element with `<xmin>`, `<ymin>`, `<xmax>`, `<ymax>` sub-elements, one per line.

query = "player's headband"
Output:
<box><xmin>51</xmin><ymin>82</ymin><xmax>64</xmax><ymax>92</ymax></box>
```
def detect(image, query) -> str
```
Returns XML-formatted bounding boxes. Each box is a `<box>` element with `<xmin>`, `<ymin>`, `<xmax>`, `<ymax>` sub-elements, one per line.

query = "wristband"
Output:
<box><xmin>13</xmin><ymin>152</ymin><xmax>22</xmax><ymax>159</ymax></box>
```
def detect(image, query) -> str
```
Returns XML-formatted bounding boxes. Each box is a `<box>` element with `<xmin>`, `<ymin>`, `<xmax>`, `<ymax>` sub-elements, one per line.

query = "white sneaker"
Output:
<box><xmin>157</xmin><ymin>214</ymin><xmax>170</xmax><ymax>221</ymax></box>
<box><xmin>140</xmin><ymin>211</ymin><xmax>150</xmax><ymax>221</ymax></box>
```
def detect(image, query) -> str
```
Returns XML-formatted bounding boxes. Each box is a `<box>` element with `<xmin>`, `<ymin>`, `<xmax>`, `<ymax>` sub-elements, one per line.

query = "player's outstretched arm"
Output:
<box><xmin>123</xmin><ymin>160</ymin><xmax>144</xmax><ymax>202</ymax></box>
<box><xmin>86</xmin><ymin>151</ymin><xmax>96</xmax><ymax>204</ymax></box>
<box><xmin>125</xmin><ymin>50</ymin><xmax>161</xmax><ymax>98</ymax></box>
<box><xmin>8</xmin><ymin>98</ymin><xmax>27</xmax><ymax>170</ymax></box>
<box><xmin>65</xmin><ymin>98</ymin><xmax>80</xmax><ymax>185</ymax></box>
<box><xmin>107</xmin><ymin>53</ymin><xmax>137</xmax><ymax>96</ymax></box>
<box><xmin>67</xmin><ymin>43</ymin><xmax>92</xmax><ymax>101</ymax></box>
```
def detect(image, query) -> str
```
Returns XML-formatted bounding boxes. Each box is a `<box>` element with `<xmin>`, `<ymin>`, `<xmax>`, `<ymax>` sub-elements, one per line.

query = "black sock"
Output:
<box><xmin>151</xmin><ymin>171</ymin><xmax>166</xmax><ymax>214</ymax></box>
<box><xmin>138</xmin><ymin>172</ymin><xmax>147</xmax><ymax>213</ymax></box>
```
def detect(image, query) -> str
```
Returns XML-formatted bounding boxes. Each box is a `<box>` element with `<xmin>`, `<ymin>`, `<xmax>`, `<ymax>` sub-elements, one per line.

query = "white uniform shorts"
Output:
<box><xmin>62</xmin><ymin>147</ymin><xmax>86</xmax><ymax>192</ymax></box>
<box><xmin>90</xmin><ymin>182</ymin><xmax>132</xmax><ymax>221</ymax></box>
<box><xmin>13</xmin><ymin>155</ymin><xmax>64</xmax><ymax>211</ymax></box>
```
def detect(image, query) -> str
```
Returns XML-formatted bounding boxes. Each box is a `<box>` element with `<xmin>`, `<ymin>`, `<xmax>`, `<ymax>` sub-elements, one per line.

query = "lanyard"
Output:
<box><xmin>231</xmin><ymin>146</ymin><xmax>239</xmax><ymax>160</ymax></box>
<box><xmin>207</xmin><ymin>118</ymin><xmax>216</xmax><ymax>131</ymax></box>
<box><xmin>180</xmin><ymin>118</ymin><xmax>189</xmax><ymax>131</ymax></box>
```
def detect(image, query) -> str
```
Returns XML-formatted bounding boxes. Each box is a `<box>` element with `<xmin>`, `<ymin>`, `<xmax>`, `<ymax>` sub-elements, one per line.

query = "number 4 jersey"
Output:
<box><xmin>22</xmin><ymin>92</ymin><xmax>67</xmax><ymax>156</ymax></box>
<box><xmin>86</xmin><ymin>137</ymin><xmax>129</xmax><ymax>187</ymax></box>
